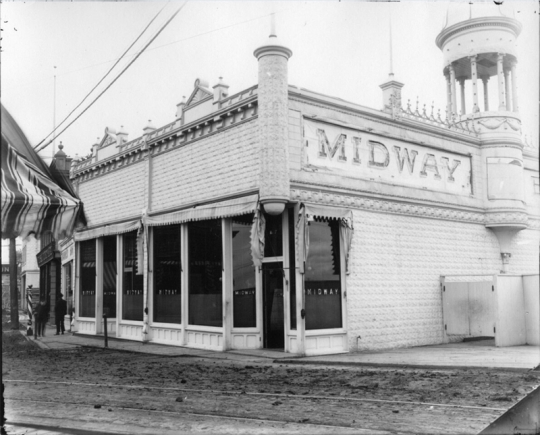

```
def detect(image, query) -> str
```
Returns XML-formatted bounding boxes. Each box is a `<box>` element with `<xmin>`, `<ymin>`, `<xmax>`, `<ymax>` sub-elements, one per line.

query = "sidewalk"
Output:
<box><xmin>25</xmin><ymin>324</ymin><xmax>540</xmax><ymax>371</ymax></box>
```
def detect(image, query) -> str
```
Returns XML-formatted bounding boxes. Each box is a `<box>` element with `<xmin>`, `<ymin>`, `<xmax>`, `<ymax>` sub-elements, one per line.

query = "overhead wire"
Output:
<box><xmin>35</xmin><ymin>1</ymin><xmax>188</xmax><ymax>154</ymax></box>
<box><xmin>33</xmin><ymin>2</ymin><xmax>170</xmax><ymax>150</ymax></box>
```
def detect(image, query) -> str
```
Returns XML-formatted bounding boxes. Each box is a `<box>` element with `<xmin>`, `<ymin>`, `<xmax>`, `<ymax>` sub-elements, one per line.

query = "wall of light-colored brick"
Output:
<box><xmin>346</xmin><ymin>208</ymin><xmax>540</xmax><ymax>351</ymax></box>
<box><xmin>151</xmin><ymin>120</ymin><xmax>259</xmax><ymax>211</ymax></box>
<box><xmin>78</xmin><ymin>162</ymin><xmax>147</xmax><ymax>226</ymax></box>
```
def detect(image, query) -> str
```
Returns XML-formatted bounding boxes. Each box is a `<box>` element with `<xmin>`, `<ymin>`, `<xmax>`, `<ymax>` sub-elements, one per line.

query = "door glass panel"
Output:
<box><xmin>264</xmin><ymin>213</ymin><xmax>283</xmax><ymax>257</ymax></box>
<box><xmin>262</xmin><ymin>262</ymin><xmax>284</xmax><ymax>348</ymax></box>
<box><xmin>305</xmin><ymin>219</ymin><xmax>342</xmax><ymax>330</ymax></box>
<box><xmin>288</xmin><ymin>208</ymin><xmax>297</xmax><ymax>330</ymax></box>
<box><xmin>233</xmin><ymin>214</ymin><xmax>256</xmax><ymax>328</ymax></box>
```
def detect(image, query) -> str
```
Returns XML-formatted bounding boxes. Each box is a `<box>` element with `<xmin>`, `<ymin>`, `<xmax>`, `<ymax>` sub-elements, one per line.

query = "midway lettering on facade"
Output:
<box><xmin>305</xmin><ymin>119</ymin><xmax>472</xmax><ymax>195</ymax></box>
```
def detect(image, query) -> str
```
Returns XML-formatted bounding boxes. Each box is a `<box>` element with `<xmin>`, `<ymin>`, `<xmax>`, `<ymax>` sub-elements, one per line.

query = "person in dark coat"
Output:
<box><xmin>55</xmin><ymin>293</ymin><xmax>68</xmax><ymax>335</ymax></box>
<box><xmin>33</xmin><ymin>299</ymin><xmax>48</xmax><ymax>339</ymax></box>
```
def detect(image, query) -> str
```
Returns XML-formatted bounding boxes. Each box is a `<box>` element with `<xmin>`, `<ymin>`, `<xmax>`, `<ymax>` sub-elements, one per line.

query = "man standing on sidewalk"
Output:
<box><xmin>33</xmin><ymin>299</ymin><xmax>47</xmax><ymax>339</ymax></box>
<box><xmin>55</xmin><ymin>293</ymin><xmax>67</xmax><ymax>335</ymax></box>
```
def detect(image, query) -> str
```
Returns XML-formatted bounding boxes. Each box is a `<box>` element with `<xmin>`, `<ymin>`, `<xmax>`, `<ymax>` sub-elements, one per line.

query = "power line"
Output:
<box><xmin>34</xmin><ymin>3</ymin><xmax>170</xmax><ymax>150</ymax></box>
<box><xmin>35</xmin><ymin>2</ymin><xmax>187</xmax><ymax>154</ymax></box>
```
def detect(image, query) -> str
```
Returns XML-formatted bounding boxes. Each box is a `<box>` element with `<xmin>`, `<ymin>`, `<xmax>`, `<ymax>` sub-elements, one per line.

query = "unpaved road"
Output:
<box><xmin>2</xmin><ymin>331</ymin><xmax>539</xmax><ymax>434</ymax></box>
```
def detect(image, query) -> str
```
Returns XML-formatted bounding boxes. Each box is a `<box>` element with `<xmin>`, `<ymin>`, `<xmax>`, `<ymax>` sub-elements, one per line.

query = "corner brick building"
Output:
<box><xmin>68</xmin><ymin>11</ymin><xmax>539</xmax><ymax>355</ymax></box>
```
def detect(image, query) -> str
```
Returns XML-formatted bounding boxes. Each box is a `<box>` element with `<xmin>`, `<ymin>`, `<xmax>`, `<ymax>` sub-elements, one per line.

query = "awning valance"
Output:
<box><xmin>145</xmin><ymin>194</ymin><xmax>258</xmax><ymax>227</ymax></box>
<box><xmin>303</xmin><ymin>203</ymin><xmax>353</xmax><ymax>221</ymax></box>
<box><xmin>297</xmin><ymin>203</ymin><xmax>354</xmax><ymax>275</ymax></box>
<box><xmin>74</xmin><ymin>219</ymin><xmax>141</xmax><ymax>242</ymax></box>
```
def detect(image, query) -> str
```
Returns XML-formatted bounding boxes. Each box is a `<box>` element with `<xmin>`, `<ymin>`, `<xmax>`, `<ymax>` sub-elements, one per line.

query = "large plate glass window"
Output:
<box><xmin>79</xmin><ymin>240</ymin><xmax>96</xmax><ymax>318</ymax></box>
<box><xmin>305</xmin><ymin>218</ymin><xmax>342</xmax><ymax>330</ymax></box>
<box><xmin>232</xmin><ymin>214</ymin><xmax>256</xmax><ymax>328</ymax></box>
<box><xmin>188</xmin><ymin>219</ymin><xmax>222</xmax><ymax>327</ymax></box>
<box><xmin>153</xmin><ymin>225</ymin><xmax>181</xmax><ymax>324</ymax></box>
<box><xmin>122</xmin><ymin>231</ymin><xmax>143</xmax><ymax>321</ymax></box>
<box><xmin>103</xmin><ymin>236</ymin><xmax>117</xmax><ymax>318</ymax></box>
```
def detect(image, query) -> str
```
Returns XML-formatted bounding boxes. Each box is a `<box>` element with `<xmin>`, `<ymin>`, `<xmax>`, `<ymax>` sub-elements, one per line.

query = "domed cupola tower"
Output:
<box><xmin>436</xmin><ymin>5</ymin><xmax>527</xmax><ymax>272</ymax></box>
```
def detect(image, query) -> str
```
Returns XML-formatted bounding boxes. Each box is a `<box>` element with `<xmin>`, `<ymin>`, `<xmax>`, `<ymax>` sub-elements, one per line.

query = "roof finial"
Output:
<box><xmin>270</xmin><ymin>12</ymin><xmax>276</xmax><ymax>38</ymax></box>
<box><xmin>389</xmin><ymin>14</ymin><xmax>394</xmax><ymax>78</ymax></box>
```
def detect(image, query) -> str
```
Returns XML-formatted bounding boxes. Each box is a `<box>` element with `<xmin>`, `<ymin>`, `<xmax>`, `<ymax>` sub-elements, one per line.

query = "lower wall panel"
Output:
<box><xmin>77</xmin><ymin>320</ymin><xmax>95</xmax><ymax>334</ymax></box>
<box><xmin>186</xmin><ymin>330</ymin><xmax>223</xmax><ymax>350</ymax></box>
<box><xmin>119</xmin><ymin>324</ymin><xmax>143</xmax><ymax>340</ymax></box>
<box><xmin>305</xmin><ymin>333</ymin><xmax>347</xmax><ymax>355</ymax></box>
<box><xmin>150</xmin><ymin>327</ymin><xmax>183</xmax><ymax>345</ymax></box>
<box><xmin>231</xmin><ymin>333</ymin><xmax>260</xmax><ymax>349</ymax></box>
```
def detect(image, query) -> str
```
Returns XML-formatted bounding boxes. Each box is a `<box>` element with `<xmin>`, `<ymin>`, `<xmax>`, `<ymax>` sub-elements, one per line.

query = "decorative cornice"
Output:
<box><xmin>73</xmin><ymin>98</ymin><xmax>258</xmax><ymax>184</ymax></box>
<box><xmin>436</xmin><ymin>17</ymin><xmax>523</xmax><ymax>49</ymax></box>
<box><xmin>291</xmin><ymin>187</ymin><xmax>534</xmax><ymax>229</ymax></box>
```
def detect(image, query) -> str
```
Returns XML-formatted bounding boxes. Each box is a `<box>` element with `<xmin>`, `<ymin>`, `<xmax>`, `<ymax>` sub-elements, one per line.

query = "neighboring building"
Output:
<box><xmin>68</xmin><ymin>10</ymin><xmax>539</xmax><ymax>355</ymax></box>
<box><xmin>21</xmin><ymin>144</ymin><xmax>78</xmax><ymax>323</ymax></box>
<box><xmin>2</xmin><ymin>262</ymin><xmax>21</xmax><ymax>312</ymax></box>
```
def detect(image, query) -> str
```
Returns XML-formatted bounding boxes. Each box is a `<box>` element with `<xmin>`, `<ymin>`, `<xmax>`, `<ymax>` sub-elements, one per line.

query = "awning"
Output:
<box><xmin>145</xmin><ymin>194</ymin><xmax>259</xmax><ymax>226</ymax></box>
<box><xmin>303</xmin><ymin>203</ymin><xmax>353</xmax><ymax>221</ymax></box>
<box><xmin>1</xmin><ymin>104</ymin><xmax>83</xmax><ymax>240</ymax></box>
<box><xmin>73</xmin><ymin>219</ymin><xmax>141</xmax><ymax>242</ymax></box>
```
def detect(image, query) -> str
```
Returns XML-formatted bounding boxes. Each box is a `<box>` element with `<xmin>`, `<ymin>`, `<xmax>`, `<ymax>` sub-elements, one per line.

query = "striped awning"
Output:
<box><xmin>1</xmin><ymin>105</ymin><xmax>82</xmax><ymax>240</ymax></box>
<box><xmin>145</xmin><ymin>194</ymin><xmax>258</xmax><ymax>226</ymax></box>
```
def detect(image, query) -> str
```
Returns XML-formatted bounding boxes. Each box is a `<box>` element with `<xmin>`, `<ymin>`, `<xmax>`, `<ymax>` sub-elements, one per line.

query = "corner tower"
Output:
<box><xmin>436</xmin><ymin>7</ymin><xmax>527</xmax><ymax>272</ymax></box>
<box><xmin>254</xmin><ymin>16</ymin><xmax>292</xmax><ymax>215</ymax></box>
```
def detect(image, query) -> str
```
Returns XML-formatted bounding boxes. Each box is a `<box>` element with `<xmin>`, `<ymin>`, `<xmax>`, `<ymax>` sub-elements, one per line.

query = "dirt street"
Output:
<box><xmin>2</xmin><ymin>330</ymin><xmax>539</xmax><ymax>434</ymax></box>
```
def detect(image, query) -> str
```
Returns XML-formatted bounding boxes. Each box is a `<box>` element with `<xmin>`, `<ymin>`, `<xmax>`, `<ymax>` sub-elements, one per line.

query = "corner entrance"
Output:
<box><xmin>262</xmin><ymin>262</ymin><xmax>284</xmax><ymax>349</ymax></box>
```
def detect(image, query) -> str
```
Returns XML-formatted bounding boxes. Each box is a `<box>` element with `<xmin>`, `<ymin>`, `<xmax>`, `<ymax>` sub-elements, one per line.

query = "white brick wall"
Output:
<box><xmin>346</xmin><ymin>209</ymin><xmax>540</xmax><ymax>351</ymax></box>
<box><xmin>151</xmin><ymin>120</ymin><xmax>259</xmax><ymax>211</ymax></box>
<box><xmin>78</xmin><ymin>162</ymin><xmax>146</xmax><ymax>226</ymax></box>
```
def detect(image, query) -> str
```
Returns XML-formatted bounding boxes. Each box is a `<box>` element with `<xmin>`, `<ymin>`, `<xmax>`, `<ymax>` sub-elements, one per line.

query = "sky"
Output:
<box><xmin>1</xmin><ymin>0</ymin><xmax>538</xmax><ymax>167</ymax></box>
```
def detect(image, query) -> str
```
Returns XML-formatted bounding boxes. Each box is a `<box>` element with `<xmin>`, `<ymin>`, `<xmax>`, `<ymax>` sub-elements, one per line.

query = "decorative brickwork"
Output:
<box><xmin>258</xmin><ymin>55</ymin><xmax>290</xmax><ymax>204</ymax></box>
<box><xmin>347</xmin><ymin>209</ymin><xmax>539</xmax><ymax>351</ymax></box>
<box><xmin>78</xmin><ymin>162</ymin><xmax>147</xmax><ymax>226</ymax></box>
<box><xmin>151</xmin><ymin>120</ymin><xmax>259</xmax><ymax>211</ymax></box>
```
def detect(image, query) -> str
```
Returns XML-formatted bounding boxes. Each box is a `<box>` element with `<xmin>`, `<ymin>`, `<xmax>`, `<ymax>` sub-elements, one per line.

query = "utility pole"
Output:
<box><xmin>53</xmin><ymin>66</ymin><xmax>57</xmax><ymax>158</ymax></box>
<box><xmin>10</xmin><ymin>237</ymin><xmax>19</xmax><ymax>330</ymax></box>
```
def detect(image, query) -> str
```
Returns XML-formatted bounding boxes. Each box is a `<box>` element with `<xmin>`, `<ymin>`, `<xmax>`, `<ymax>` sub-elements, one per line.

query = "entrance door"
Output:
<box><xmin>262</xmin><ymin>262</ymin><xmax>284</xmax><ymax>349</ymax></box>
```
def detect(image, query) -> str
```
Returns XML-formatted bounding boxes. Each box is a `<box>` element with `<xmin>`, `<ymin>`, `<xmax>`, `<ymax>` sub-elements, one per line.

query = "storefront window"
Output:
<box><xmin>305</xmin><ymin>219</ymin><xmax>342</xmax><ymax>330</ymax></box>
<box><xmin>122</xmin><ymin>231</ymin><xmax>143</xmax><ymax>321</ymax></box>
<box><xmin>232</xmin><ymin>214</ymin><xmax>256</xmax><ymax>328</ymax></box>
<box><xmin>79</xmin><ymin>240</ymin><xmax>96</xmax><ymax>318</ymax></box>
<box><xmin>153</xmin><ymin>225</ymin><xmax>181</xmax><ymax>324</ymax></box>
<box><xmin>188</xmin><ymin>219</ymin><xmax>222</xmax><ymax>327</ymax></box>
<box><xmin>103</xmin><ymin>236</ymin><xmax>117</xmax><ymax>318</ymax></box>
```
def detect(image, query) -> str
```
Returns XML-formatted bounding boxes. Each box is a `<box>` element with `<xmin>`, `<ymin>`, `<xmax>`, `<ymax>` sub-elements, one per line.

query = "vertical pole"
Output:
<box><xmin>459</xmin><ymin>78</ymin><xmax>466</xmax><ymax>115</ymax></box>
<box><xmin>449</xmin><ymin>64</ymin><xmax>457</xmax><ymax>117</ymax></box>
<box><xmin>470</xmin><ymin>55</ymin><xmax>479</xmax><ymax>113</ymax></box>
<box><xmin>10</xmin><ymin>238</ymin><xmax>19</xmax><ymax>330</ymax></box>
<box><xmin>511</xmin><ymin>61</ymin><xmax>519</xmax><ymax>112</ymax></box>
<box><xmin>103</xmin><ymin>314</ymin><xmax>108</xmax><ymax>347</ymax></box>
<box><xmin>222</xmin><ymin>219</ymin><xmax>233</xmax><ymax>351</ymax></box>
<box><xmin>95</xmin><ymin>238</ymin><xmax>103</xmax><ymax>334</ymax></box>
<box><xmin>445</xmin><ymin>73</ymin><xmax>452</xmax><ymax>118</ymax></box>
<box><xmin>53</xmin><ymin>66</ymin><xmax>57</xmax><ymax>159</ymax></box>
<box><xmin>497</xmin><ymin>53</ymin><xmax>506</xmax><ymax>111</ymax></box>
<box><xmin>482</xmin><ymin>76</ymin><xmax>490</xmax><ymax>111</ymax></box>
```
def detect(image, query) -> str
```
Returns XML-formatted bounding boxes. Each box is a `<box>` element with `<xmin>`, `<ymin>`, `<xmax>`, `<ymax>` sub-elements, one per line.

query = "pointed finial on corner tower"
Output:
<box><xmin>389</xmin><ymin>15</ymin><xmax>394</xmax><ymax>78</ymax></box>
<box><xmin>270</xmin><ymin>12</ymin><xmax>276</xmax><ymax>38</ymax></box>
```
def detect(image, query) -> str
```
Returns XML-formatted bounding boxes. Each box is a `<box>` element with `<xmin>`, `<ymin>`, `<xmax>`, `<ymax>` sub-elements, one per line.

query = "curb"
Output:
<box><xmin>18</xmin><ymin>330</ymin><xmax>49</xmax><ymax>349</ymax></box>
<box><xmin>275</xmin><ymin>359</ymin><xmax>537</xmax><ymax>373</ymax></box>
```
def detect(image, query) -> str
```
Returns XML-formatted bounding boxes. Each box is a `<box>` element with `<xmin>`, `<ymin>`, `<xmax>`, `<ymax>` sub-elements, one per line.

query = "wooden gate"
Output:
<box><xmin>441</xmin><ymin>277</ymin><xmax>495</xmax><ymax>338</ymax></box>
